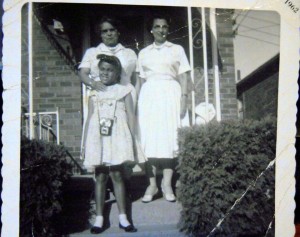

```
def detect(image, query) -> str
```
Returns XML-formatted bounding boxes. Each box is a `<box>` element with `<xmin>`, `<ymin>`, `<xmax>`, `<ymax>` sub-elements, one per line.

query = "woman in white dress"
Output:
<box><xmin>136</xmin><ymin>14</ymin><xmax>191</xmax><ymax>202</ymax></box>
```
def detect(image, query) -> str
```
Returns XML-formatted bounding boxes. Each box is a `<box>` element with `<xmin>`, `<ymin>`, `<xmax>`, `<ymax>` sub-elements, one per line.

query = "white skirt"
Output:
<box><xmin>138</xmin><ymin>78</ymin><xmax>187</xmax><ymax>158</ymax></box>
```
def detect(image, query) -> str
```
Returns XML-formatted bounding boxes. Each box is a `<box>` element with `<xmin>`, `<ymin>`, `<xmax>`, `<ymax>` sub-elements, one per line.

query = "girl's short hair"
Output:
<box><xmin>97</xmin><ymin>54</ymin><xmax>122</xmax><ymax>82</ymax></box>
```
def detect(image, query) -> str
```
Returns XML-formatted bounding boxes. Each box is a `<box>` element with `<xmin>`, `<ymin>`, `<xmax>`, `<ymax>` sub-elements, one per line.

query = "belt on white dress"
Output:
<box><xmin>146</xmin><ymin>74</ymin><xmax>175</xmax><ymax>81</ymax></box>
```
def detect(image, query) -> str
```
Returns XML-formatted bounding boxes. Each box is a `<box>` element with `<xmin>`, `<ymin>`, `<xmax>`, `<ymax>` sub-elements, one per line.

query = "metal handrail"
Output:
<box><xmin>24</xmin><ymin>110</ymin><xmax>60</xmax><ymax>144</ymax></box>
<box><xmin>33</xmin><ymin>5</ymin><xmax>78</xmax><ymax>73</ymax></box>
<box><xmin>23</xmin><ymin>110</ymin><xmax>85</xmax><ymax>175</ymax></box>
<box><xmin>65</xmin><ymin>150</ymin><xmax>86</xmax><ymax>175</ymax></box>
<box><xmin>40</xmin><ymin>124</ymin><xmax>85</xmax><ymax>175</ymax></box>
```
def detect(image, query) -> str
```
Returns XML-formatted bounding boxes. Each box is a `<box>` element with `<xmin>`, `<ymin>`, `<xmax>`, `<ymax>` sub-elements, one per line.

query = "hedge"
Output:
<box><xmin>20</xmin><ymin>136</ymin><xmax>72</xmax><ymax>237</ymax></box>
<box><xmin>177</xmin><ymin>117</ymin><xmax>276</xmax><ymax>237</ymax></box>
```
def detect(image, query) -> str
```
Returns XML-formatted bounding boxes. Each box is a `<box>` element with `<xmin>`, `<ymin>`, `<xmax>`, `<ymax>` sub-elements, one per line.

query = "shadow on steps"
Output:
<box><xmin>53</xmin><ymin>171</ymin><xmax>180</xmax><ymax>235</ymax></box>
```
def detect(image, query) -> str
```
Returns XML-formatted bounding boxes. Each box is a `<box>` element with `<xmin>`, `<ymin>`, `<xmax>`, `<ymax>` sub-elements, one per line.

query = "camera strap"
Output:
<box><xmin>96</xmin><ymin>95</ymin><xmax>117</xmax><ymax>134</ymax></box>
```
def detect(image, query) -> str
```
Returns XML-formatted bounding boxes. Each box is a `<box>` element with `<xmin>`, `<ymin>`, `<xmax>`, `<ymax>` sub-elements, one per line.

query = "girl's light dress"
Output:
<box><xmin>83</xmin><ymin>84</ymin><xmax>144</xmax><ymax>171</ymax></box>
<box><xmin>79</xmin><ymin>43</ymin><xmax>138</xmax><ymax>161</ymax></box>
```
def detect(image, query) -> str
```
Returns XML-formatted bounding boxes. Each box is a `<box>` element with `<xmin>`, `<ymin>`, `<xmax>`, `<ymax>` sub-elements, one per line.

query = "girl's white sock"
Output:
<box><xmin>119</xmin><ymin>214</ymin><xmax>130</xmax><ymax>227</ymax></box>
<box><xmin>93</xmin><ymin>215</ymin><xmax>104</xmax><ymax>228</ymax></box>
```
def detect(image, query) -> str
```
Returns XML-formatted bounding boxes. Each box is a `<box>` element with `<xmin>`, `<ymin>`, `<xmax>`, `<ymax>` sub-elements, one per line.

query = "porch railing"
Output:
<box><xmin>22</xmin><ymin>108</ymin><xmax>85</xmax><ymax>175</ymax></box>
<box><xmin>23</xmin><ymin>109</ymin><xmax>60</xmax><ymax>144</ymax></box>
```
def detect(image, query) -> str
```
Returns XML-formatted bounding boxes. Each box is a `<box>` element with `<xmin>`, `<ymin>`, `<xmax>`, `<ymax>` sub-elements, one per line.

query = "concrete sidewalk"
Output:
<box><xmin>69</xmin><ymin>196</ymin><xmax>185</xmax><ymax>236</ymax></box>
<box><xmin>65</xmin><ymin>173</ymin><xmax>185</xmax><ymax>236</ymax></box>
<box><xmin>70</xmin><ymin>224</ymin><xmax>186</xmax><ymax>237</ymax></box>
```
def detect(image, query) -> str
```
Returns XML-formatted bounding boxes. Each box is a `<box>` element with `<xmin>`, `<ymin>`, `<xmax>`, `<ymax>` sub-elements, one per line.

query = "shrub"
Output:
<box><xmin>177</xmin><ymin>117</ymin><xmax>276</xmax><ymax>237</ymax></box>
<box><xmin>20</xmin><ymin>136</ymin><xmax>73</xmax><ymax>237</ymax></box>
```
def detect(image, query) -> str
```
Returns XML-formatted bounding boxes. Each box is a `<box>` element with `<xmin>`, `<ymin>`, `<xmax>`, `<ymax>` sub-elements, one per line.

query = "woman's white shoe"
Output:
<box><xmin>142</xmin><ymin>186</ymin><xmax>159</xmax><ymax>203</ymax></box>
<box><xmin>161</xmin><ymin>184</ymin><xmax>176</xmax><ymax>202</ymax></box>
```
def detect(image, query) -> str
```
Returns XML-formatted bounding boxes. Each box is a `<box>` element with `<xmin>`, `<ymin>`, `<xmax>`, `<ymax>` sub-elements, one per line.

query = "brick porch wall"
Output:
<box><xmin>190</xmin><ymin>8</ymin><xmax>238</xmax><ymax>121</ymax></box>
<box><xmin>22</xmin><ymin>5</ymin><xmax>83</xmax><ymax>159</ymax></box>
<box><xmin>216</xmin><ymin>9</ymin><xmax>238</xmax><ymax>120</ymax></box>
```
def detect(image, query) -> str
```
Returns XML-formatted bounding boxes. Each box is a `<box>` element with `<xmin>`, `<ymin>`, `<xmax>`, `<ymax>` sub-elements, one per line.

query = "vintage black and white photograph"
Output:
<box><xmin>1</xmin><ymin>0</ymin><xmax>299</xmax><ymax>236</ymax></box>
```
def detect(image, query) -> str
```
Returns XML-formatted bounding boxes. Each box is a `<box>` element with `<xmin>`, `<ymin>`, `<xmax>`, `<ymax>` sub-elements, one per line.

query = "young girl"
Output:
<box><xmin>83</xmin><ymin>54</ymin><xmax>138</xmax><ymax>234</ymax></box>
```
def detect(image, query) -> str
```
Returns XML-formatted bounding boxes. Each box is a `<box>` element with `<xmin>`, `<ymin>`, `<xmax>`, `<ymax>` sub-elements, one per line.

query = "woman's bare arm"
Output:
<box><xmin>135</xmin><ymin>74</ymin><xmax>145</xmax><ymax>99</ymax></box>
<box><xmin>124</xmin><ymin>93</ymin><xmax>136</xmax><ymax>136</ymax></box>
<box><xmin>130</xmin><ymin>71</ymin><xmax>137</xmax><ymax>86</ymax></box>
<box><xmin>178</xmin><ymin>72</ymin><xmax>191</xmax><ymax>119</ymax></box>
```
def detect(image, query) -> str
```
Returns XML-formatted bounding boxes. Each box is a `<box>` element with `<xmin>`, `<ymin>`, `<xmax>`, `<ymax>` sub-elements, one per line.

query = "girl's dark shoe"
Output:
<box><xmin>90</xmin><ymin>226</ymin><xmax>105</xmax><ymax>234</ymax></box>
<box><xmin>119</xmin><ymin>223</ymin><xmax>137</xmax><ymax>232</ymax></box>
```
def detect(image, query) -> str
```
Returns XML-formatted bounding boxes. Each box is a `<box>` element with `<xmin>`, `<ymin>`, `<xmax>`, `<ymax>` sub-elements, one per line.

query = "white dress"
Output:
<box><xmin>79</xmin><ymin>43</ymin><xmax>138</xmax><ymax>160</ymax></box>
<box><xmin>137</xmin><ymin>41</ymin><xmax>191</xmax><ymax>158</ymax></box>
<box><xmin>83</xmin><ymin>84</ymin><xmax>140</xmax><ymax>170</ymax></box>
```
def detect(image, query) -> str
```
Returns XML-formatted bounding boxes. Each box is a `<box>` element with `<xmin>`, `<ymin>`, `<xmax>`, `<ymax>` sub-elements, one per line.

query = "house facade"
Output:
<box><xmin>233</xmin><ymin>10</ymin><xmax>280</xmax><ymax>119</ymax></box>
<box><xmin>21</xmin><ymin>3</ymin><xmax>278</xmax><ymax>161</ymax></box>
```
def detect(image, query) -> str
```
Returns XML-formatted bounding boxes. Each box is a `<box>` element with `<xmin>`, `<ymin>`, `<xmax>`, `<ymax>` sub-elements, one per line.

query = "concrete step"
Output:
<box><xmin>68</xmin><ymin>171</ymin><xmax>179</xmax><ymax>198</ymax></box>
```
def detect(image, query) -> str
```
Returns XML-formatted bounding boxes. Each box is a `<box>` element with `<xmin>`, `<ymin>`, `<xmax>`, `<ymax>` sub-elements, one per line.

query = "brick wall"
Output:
<box><xmin>242</xmin><ymin>73</ymin><xmax>278</xmax><ymax>120</ymax></box>
<box><xmin>22</xmin><ymin>5</ymin><xmax>83</xmax><ymax>159</ymax></box>
<box><xmin>236</xmin><ymin>54</ymin><xmax>279</xmax><ymax>120</ymax></box>
<box><xmin>216</xmin><ymin>9</ymin><xmax>238</xmax><ymax>120</ymax></box>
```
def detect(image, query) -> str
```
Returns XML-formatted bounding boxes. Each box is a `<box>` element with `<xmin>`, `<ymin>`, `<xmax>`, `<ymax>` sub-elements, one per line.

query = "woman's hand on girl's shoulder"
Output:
<box><xmin>92</xmin><ymin>81</ymin><xmax>107</xmax><ymax>91</ymax></box>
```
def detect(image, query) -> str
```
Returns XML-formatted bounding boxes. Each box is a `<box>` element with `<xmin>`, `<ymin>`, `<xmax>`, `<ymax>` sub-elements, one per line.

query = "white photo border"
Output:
<box><xmin>2</xmin><ymin>0</ymin><xmax>299</xmax><ymax>236</ymax></box>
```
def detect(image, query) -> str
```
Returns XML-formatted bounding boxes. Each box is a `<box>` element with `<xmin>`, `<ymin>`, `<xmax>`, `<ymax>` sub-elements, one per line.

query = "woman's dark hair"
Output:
<box><xmin>97</xmin><ymin>54</ymin><xmax>122</xmax><ymax>82</ymax></box>
<box><xmin>147</xmin><ymin>13</ymin><xmax>172</xmax><ymax>32</ymax></box>
<box><xmin>95</xmin><ymin>16</ymin><xmax>121</xmax><ymax>35</ymax></box>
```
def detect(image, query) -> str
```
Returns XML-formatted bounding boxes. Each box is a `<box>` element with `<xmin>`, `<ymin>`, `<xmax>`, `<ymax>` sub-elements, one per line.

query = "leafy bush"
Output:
<box><xmin>20</xmin><ymin>136</ymin><xmax>72</xmax><ymax>237</ymax></box>
<box><xmin>177</xmin><ymin>117</ymin><xmax>276</xmax><ymax>237</ymax></box>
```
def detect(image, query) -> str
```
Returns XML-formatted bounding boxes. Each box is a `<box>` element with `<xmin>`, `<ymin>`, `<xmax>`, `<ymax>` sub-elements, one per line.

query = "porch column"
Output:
<box><xmin>209</xmin><ymin>8</ymin><xmax>221</xmax><ymax>121</ymax></box>
<box><xmin>28</xmin><ymin>1</ymin><xmax>34</xmax><ymax>139</ymax></box>
<box><xmin>201</xmin><ymin>8</ymin><xmax>209</xmax><ymax>122</ymax></box>
<box><xmin>188</xmin><ymin>7</ymin><xmax>195</xmax><ymax>125</ymax></box>
<box><xmin>80</xmin><ymin>13</ymin><xmax>91</xmax><ymax>158</ymax></box>
<box><xmin>81</xmin><ymin>10</ymin><xmax>90</xmax><ymax>125</ymax></box>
